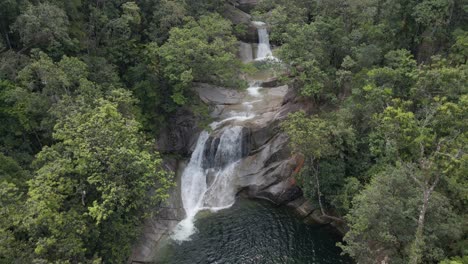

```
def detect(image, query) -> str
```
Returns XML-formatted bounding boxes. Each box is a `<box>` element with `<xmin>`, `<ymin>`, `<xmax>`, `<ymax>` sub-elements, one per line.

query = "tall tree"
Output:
<box><xmin>11</xmin><ymin>3</ymin><xmax>72</xmax><ymax>55</ymax></box>
<box><xmin>369</xmin><ymin>96</ymin><xmax>467</xmax><ymax>263</ymax></box>
<box><xmin>26</xmin><ymin>91</ymin><xmax>173</xmax><ymax>262</ymax></box>
<box><xmin>159</xmin><ymin>13</ymin><xmax>243</xmax><ymax>105</ymax></box>
<box><xmin>282</xmin><ymin>111</ymin><xmax>356</xmax><ymax>219</ymax></box>
<box><xmin>340</xmin><ymin>164</ymin><xmax>462</xmax><ymax>264</ymax></box>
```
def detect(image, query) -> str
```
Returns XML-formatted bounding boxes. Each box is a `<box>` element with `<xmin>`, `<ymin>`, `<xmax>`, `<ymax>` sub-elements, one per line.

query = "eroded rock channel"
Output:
<box><xmin>130</xmin><ymin>8</ymin><xmax>346</xmax><ymax>264</ymax></box>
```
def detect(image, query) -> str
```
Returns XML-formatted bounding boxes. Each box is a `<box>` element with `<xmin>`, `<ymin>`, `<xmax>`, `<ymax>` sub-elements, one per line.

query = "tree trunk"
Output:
<box><xmin>311</xmin><ymin>159</ymin><xmax>325</xmax><ymax>216</ymax></box>
<box><xmin>3</xmin><ymin>31</ymin><xmax>12</xmax><ymax>50</ymax></box>
<box><xmin>312</xmin><ymin>158</ymin><xmax>345</xmax><ymax>223</ymax></box>
<box><xmin>409</xmin><ymin>175</ymin><xmax>438</xmax><ymax>264</ymax></box>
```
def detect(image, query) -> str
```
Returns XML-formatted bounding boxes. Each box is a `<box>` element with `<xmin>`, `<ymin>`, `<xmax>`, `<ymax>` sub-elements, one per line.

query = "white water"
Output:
<box><xmin>171</xmin><ymin>131</ymin><xmax>210</xmax><ymax>241</ymax></box>
<box><xmin>172</xmin><ymin>22</ymin><xmax>274</xmax><ymax>242</ymax></box>
<box><xmin>247</xmin><ymin>82</ymin><xmax>262</xmax><ymax>97</ymax></box>
<box><xmin>252</xmin><ymin>21</ymin><xmax>276</xmax><ymax>61</ymax></box>
<box><xmin>172</xmin><ymin>126</ymin><xmax>245</xmax><ymax>241</ymax></box>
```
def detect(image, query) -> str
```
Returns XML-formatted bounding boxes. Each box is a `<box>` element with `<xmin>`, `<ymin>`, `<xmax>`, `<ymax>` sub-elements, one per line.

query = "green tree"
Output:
<box><xmin>0</xmin><ymin>80</ymin><xmax>46</xmax><ymax>163</ymax></box>
<box><xmin>369</xmin><ymin>96</ymin><xmax>467</xmax><ymax>263</ymax></box>
<box><xmin>412</xmin><ymin>0</ymin><xmax>455</xmax><ymax>61</ymax></box>
<box><xmin>0</xmin><ymin>153</ymin><xmax>32</xmax><ymax>263</ymax></box>
<box><xmin>17</xmin><ymin>51</ymin><xmax>90</xmax><ymax>100</ymax></box>
<box><xmin>147</xmin><ymin>0</ymin><xmax>188</xmax><ymax>44</ymax></box>
<box><xmin>11</xmin><ymin>3</ymin><xmax>72</xmax><ymax>54</ymax></box>
<box><xmin>450</xmin><ymin>29</ymin><xmax>468</xmax><ymax>64</ymax></box>
<box><xmin>410</xmin><ymin>57</ymin><xmax>467</xmax><ymax>106</ymax></box>
<box><xmin>340</xmin><ymin>164</ymin><xmax>462</xmax><ymax>264</ymax></box>
<box><xmin>282</xmin><ymin>111</ymin><xmax>356</xmax><ymax>219</ymax></box>
<box><xmin>123</xmin><ymin>42</ymin><xmax>170</xmax><ymax>132</ymax></box>
<box><xmin>0</xmin><ymin>182</ymin><xmax>32</xmax><ymax>263</ymax></box>
<box><xmin>277</xmin><ymin>16</ymin><xmax>347</xmax><ymax>101</ymax></box>
<box><xmin>13</xmin><ymin>51</ymin><xmax>98</xmax><ymax>147</ymax></box>
<box><xmin>0</xmin><ymin>0</ymin><xmax>29</xmax><ymax>50</ymax></box>
<box><xmin>25</xmin><ymin>91</ymin><xmax>173</xmax><ymax>262</ymax></box>
<box><xmin>159</xmin><ymin>13</ymin><xmax>244</xmax><ymax>105</ymax></box>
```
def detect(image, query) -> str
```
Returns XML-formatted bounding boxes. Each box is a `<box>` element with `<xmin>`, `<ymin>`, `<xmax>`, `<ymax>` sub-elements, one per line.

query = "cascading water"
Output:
<box><xmin>171</xmin><ymin>22</ymin><xmax>272</xmax><ymax>242</ymax></box>
<box><xmin>172</xmin><ymin>126</ymin><xmax>245</xmax><ymax>241</ymax></box>
<box><xmin>252</xmin><ymin>21</ymin><xmax>274</xmax><ymax>60</ymax></box>
<box><xmin>147</xmin><ymin>18</ymin><xmax>350</xmax><ymax>264</ymax></box>
<box><xmin>172</xmin><ymin>102</ymin><xmax>259</xmax><ymax>241</ymax></box>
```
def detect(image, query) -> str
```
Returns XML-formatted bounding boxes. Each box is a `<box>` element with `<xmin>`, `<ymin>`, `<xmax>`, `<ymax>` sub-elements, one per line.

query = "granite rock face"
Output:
<box><xmin>239</xmin><ymin>41</ymin><xmax>254</xmax><ymax>63</ymax></box>
<box><xmin>193</xmin><ymin>82</ymin><xmax>245</xmax><ymax>105</ymax></box>
<box><xmin>129</xmin><ymin>161</ymin><xmax>186</xmax><ymax>263</ymax></box>
<box><xmin>223</xmin><ymin>4</ymin><xmax>258</xmax><ymax>43</ymax></box>
<box><xmin>157</xmin><ymin>108</ymin><xmax>201</xmax><ymax>156</ymax></box>
<box><xmin>129</xmin><ymin>3</ymin><xmax>320</xmax><ymax>261</ymax></box>
<box><xmin>130</xmin><ymin>80</ymin><xmax>307</xmax><ymax>262</ymax></box>
<box><xmin>235</xmin><ymin>0</ymin><xmax>258</xmax><ymax>13</ymax></box>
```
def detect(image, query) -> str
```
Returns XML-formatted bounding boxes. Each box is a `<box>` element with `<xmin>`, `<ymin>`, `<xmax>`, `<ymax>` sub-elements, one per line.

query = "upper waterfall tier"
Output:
<box><xmin>252</xmin><ymin>21</ymin><xmax>276</xmax><ymax>61</ymax></box>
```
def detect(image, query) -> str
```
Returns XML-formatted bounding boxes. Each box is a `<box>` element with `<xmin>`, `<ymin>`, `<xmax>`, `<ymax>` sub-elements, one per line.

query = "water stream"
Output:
<box><xmin>166</xmin><ymin>21</ymin><xmax>349</xmax><ymax>263</ymax></box>
<box><xmin>252</xmin><ymin>21</ymin><xmax>274</xmax><ymax>60</ymax></box>
<box><xmin>172</xmin><ymin>36</ymin><xmax>270</xmax><ymax>241</ymax></box>
<box><xmin>172</xmin><ymin>82</ymin><xmax>260</xmax><ymax>241</ymax></box>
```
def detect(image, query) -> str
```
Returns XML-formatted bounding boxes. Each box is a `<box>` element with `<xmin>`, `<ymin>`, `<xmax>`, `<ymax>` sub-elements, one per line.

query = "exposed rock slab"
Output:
<box><xmin>239</xmin><ymin>41</ymin><xmax>254</xmax><ymax>63</ymax></box>
<box><xmin>223</xmin><ymin>3</ymin><xmax>251</xmax><ymax>24</ymax></box>
<box><xmin>235</xmin><ymin>0</ymin><xmax>258</xmax><ymax>13</ymax></box>
<box><xmin>132</xmin><ymin>74</ymin><xmax>312</xmax><ymax>263</ymax></box>
<box><xmin>261</xmin><ymin>77</ymin><xmax>279</xmax><ymax>87</ymax></box>
<box><xmin>129</xmin><ymin>161</ymin><xmax>186</xmax><ymax>263</ymax></box>
<box><xmin>193</xmin><ymin>83</ymin><xmax>245</xmax><ymax>105</ymax></box>
<box><xmin>157</xmin><ymin>108</ymin><xmax>201</xmax><ymax>156</ymax></box>
<box><xmin>223</xmin><ymin>4</ymin><xmax>258</xmax><ymax>43</ymax></box>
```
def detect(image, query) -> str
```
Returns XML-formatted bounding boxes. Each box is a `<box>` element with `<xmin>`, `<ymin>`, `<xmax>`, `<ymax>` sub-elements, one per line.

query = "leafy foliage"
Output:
<box><xmin>12</xmin><ymin>3</ymin><xmax>73</xmax><ymax>55</ymax></box>
<box><xmin>0</xmin><ymin>0</ymin><xmax>466</xmax><ymax>262</ymax></box>
<box><xmin>159</xmin><ymin>13</ymin><xmax>244</xmax><ymax>105</ymax></box>
<box><xmin>26</xmin><ymin>92</ymin><xmax>173</xmax><ymax>262</ymax></box>
<box><xmin>264</xmin><ymin>0</ymin><xmax>468</xmax><ymax>262</ymax></box>
<box><xmin>340</xmin><ymin>165</ymin><xmax>461</xmax><ymax>264</ymax></box>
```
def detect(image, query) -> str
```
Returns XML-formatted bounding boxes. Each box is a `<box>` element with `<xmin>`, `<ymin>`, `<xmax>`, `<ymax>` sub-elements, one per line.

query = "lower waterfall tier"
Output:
<box><xmin>155</xmin><ymin>198</ymin><xmax>352</xmax><ymax>264</ymax></box>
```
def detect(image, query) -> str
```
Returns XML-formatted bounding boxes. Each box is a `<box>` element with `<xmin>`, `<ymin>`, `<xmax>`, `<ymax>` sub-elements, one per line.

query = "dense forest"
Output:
<box><xmin>0</xmin><ymin>0</ymin><xmax>466</xmax><ymax>263</ymax></box>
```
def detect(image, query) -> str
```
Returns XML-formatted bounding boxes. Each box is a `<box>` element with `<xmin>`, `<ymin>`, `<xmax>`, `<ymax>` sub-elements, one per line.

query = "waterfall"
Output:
<box><xmin>252</xmin><ymin>21</ymin><xmax>274</xmax><ymax>60</ymax></box>
<box><xmin>180</xmin><ymin>132</ymin><xmax>210</xmax><ymax>219</ymax></box>
<box><xmin>247</xmin><ymin>81</ymin><xmax>262</xmax><ymax>97</ymax></box>
<box><xmin>172</xmin><ymin>21</ymin><xmax>273</xmax><ymax>242</ymax></box>
<box><xmin>172</xmin><ymin>126</ymin><xmax>246</xmax><ymax>241</ymax></box>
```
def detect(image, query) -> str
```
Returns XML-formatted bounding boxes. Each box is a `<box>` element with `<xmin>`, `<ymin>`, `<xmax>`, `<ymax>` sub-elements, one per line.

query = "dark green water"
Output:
<box><xmin>156</xmin><ymin>198</ymin><xmax>352</xmax><ymax>264</ymax></box>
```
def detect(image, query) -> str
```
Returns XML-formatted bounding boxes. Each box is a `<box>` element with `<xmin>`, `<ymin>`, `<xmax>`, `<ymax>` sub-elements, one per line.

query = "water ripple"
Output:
<box><xmin>156</xmin><ymin>198</ymin><xmax>352</xmax><ymax>264</ymax></box>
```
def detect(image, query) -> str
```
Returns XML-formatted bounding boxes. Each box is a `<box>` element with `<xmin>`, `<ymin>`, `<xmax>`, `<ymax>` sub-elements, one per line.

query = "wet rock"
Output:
<box><xmin>202</xmin><ymin>136</ymin><xmax>220</xmax><ymax>169</ymax></box>
<box><xmin>235</xmin><ymin>0</ymin><xmax>258</xmax><ymax>13</ymax></box>
<box><xmin>250</xmin><ymin>121</ymin><xmax>276</xmax><ymax>150</ymax></box>
<box><xmin>275</xmin><ymin>91</ymin><xmax>315</xmax><ymax>120</ymax></box>
<box><xmin>241</xmin><ymin>127</ymin><xmax>251</xmax><ymax>157</ymax></box>
<box><xmin>223</xmin><ymin>4</ymin><xmax>258</xmax><ymax>43</ymax></box>
<box><xmin>223</xmin><ymin>3</ymin><xmax>251</xmax><ymax>24</ymax></box>
<box><xmin>193</xmin><ymin>83</ymin><xmax>244</xmax><ymax>105</ymax></box>
<box><xmin>261</xmin><ymin>77</ymin><xmax>279</xmax><ymax>88</ymax></box>
<box><xmin>290</xmin><ymin>198</ymin><xmax>318</xmax><ymax>217</ymax></box>
<box><xmin>281</xmin><ymin>84</ymin><xmax>298</xmax><ymax>104</ymax></box>
<box><xmin>304</xmin><ymin>210</ymin><xmax>331</xmax><ymax>225</ymax></box>
<box><xmin>205</xmin><ymin>168</ymin><xmax>217</xmax><ymax>187</ymax></box>
<box><xmin>255</xmin><ymin>178</ymin><xmax>302</xmax><ymax>204</ymax></box>
<box><xmin>244</xmin><ymin>23</ymin><xmax>260</xmax><ymax>43</ymax></box>
<box><xmin>129</xmin><ymin>161</ymin><xmax>186</xmax><ymax>263</ymax></box>
<box><xmin>157</xmin><ymin>108</ymin><xmax>201</xmax><ymax>156</ymax></box>
<box><xmin>239</xmin><ymin>41</ymin><xmax>254</xmax><ymax>63</ymax></box>
<box><xmin>277</xmin><ymin>184</ymin><xmax>303</xmax><ymax>203</ymax></box>
<box><xmin>234</xmin><ymin>134</ymin><xmax>296</xmax><ymax>197</ymax></box>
